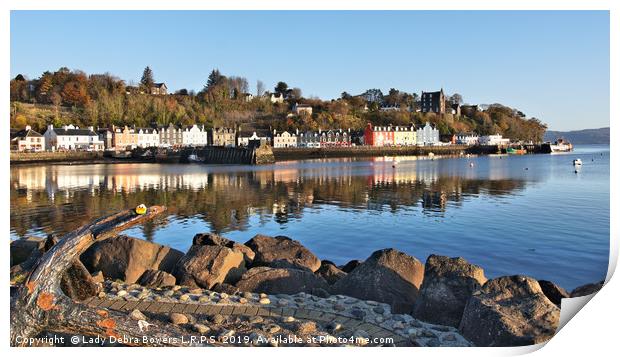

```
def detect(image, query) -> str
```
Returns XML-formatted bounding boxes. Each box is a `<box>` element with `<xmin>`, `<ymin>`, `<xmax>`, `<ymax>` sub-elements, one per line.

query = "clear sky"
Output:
<box><xmin>10</xmin><ymin>10</ymin><xmax>609</xmax><ymax>131</ymax></box>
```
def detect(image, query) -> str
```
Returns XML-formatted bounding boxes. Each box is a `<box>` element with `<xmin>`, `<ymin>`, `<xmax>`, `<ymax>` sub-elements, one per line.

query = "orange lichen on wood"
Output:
<box><xmin>36</xmin><ymin>292</ymin><xmax>57</xmax><ymax>311</ymax></box>
<box><xmin>96</xmin><ymin>310</ymin><xmax>109</xmax><ymax>318</ymax></box>
<box><xmin>26</xmin><ymin>281</ymin><xmax>36</xmax><ymax>294</ymax></box>
<box><xmin>97</xmin><ymin>318</ymin><xmax>116</xmax><ymax>329</ymax></box>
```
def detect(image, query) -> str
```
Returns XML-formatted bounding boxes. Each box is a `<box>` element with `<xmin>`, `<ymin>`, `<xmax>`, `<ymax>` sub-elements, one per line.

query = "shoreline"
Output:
<box><xmin>9</xmin><ymin>144</ymin><xmax>550</xmax><ymax>166</ymax></box>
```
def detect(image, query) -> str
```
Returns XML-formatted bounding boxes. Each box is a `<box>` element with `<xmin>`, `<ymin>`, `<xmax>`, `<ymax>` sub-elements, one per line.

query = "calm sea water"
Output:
<box><xmin>10</xmin><ymin>145</ymin><xmax>610</xmax><ymax>291</ymax></box>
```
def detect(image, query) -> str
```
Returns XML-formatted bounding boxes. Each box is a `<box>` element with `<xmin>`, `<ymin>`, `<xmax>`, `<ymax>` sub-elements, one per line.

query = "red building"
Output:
<box><xmin>364</xmin><ymin>123</ymin><xmax>395</xmax><ymax>146</ymax></box>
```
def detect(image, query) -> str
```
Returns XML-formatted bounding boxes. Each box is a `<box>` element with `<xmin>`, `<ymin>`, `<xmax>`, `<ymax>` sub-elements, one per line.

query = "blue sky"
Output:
<box><xmin>10</xmin><ymin>10</ymin><xmax>609</xmax><ymax>131</ymax></box>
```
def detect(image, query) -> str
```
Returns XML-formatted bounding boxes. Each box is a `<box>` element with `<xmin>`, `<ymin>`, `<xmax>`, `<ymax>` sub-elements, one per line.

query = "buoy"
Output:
<box><xmin>469</xmin><ymin>162</ymin><xmax>474</xmax><ymax>167</ymax></box>
<box><xmin>135</xmin><ymin>204</ymin><xmax>147</xmax><ymax>215</ymax></box>
<box><xmin>525</xmin><ymin>167</ymin><xmax>528</xmax><ymax>170</ymax></box>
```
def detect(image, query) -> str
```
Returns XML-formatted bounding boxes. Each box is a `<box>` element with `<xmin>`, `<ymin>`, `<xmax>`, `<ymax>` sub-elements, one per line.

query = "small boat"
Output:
<box><xmin>507</xmin><ymin>147</ymin><xmax>527</xmax><ymax>155</ymax></box>
<box><xmin>573</xmin><ymin>159</ymin><xmax>582</xmax><ymax>166</ymax></box>
<box><xmin>188</xmin><ymin>153</ymin><xmax>205</xmax><ymax>163</ymax></box>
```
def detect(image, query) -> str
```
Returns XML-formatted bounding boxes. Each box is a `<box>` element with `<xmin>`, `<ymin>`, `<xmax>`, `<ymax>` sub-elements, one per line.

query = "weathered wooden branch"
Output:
<box><xmin>8</xmin><ymin>205</ymin><xmax>207</xmax><ymax>346</ymax></box>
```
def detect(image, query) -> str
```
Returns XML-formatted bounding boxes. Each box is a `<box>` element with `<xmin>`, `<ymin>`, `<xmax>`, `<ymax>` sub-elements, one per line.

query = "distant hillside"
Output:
<box><xmin>544</xmin><ymin>127</ymin><xmax>609</xmax><ymax>145</ymax></box>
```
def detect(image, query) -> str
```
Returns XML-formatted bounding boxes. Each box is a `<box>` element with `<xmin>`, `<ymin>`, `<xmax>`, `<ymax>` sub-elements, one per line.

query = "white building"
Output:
<box><xmin>456</xmin><ymin>132</ymin><xmax>479</xmax><ymax>145</ymax></box>
<box><xmin>273</xmin><ymin>130</ymin><xmax>298</xmax><ymax>148</ymax></box>
<box><xmin>237</xmin><ymin>130</ymin><xmax>272</xmax><ymax>147</ymax></box>
<box><xmin>11</xmin><ymin>125</ymin><xmax>45</xmax><ymax>152</ymax></box>
<box><xmin>480</xmin><ymin>134</ymin><xmax>510</xmax><ymax>146</ymax></box>
<box><xmin>268</xmin><ymin>93</ymin><xmax>284</xmax><ymax>104</ymax></box>
<box><xmin>137</xmin><ymin>128</ymin><xmax>160</xmax><ymax>148</ymax></box>
<box><xmin>181</xmin><ymin>124</ymin><xmax>208</xmax><ymax>147</ymax></box>
<box><xmin>43</xmin><ymin>124</ymin><xmax>105</xmax><ymax>151</ymax></box>
<box><xmin>416</xmin><ymin>122</ymin><xmax>440</xmax><ymax>146</ymax></box>
<box><xmin>293</xmin><ymin>103</ymin><xmax>313</xmax><ymax>116</ymax></box>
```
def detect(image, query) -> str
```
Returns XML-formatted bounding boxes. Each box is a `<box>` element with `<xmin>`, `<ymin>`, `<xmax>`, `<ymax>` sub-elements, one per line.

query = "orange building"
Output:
<box><xmin>112</xmin><ymin>125</ymin><xmax>138</xmax><ymax>150</ymax></box>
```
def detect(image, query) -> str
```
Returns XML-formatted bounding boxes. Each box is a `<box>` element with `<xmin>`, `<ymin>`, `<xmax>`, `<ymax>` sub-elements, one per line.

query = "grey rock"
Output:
<box><xmin>81</xmin><ymin>235</ymin><xmax>183</xmax><ymax>283</ymax></box>
<box><xmin>331</xmin><ymin>248</ymin><xmax>424</xmax><ymax>313</ymax></box>
<box><xmin>340</xmin><ymin>259</ymin><xmax>363</xmax><ymax>273</ymax></box>
<box><xmin>173</xmin><ymin>245</ymin><xmax>246</xmax><ymax>289</ymax></box>
<box><xmin>412</xmin><ymin>255</ymin><xmax>487</xmax><ymax>327</ymax></box>
<box><xmin>138</xmin><ymin>269</ymin><xmax>176</xmax><ymax>288</ymax></box>
<box><xmin>192</xmin><ymin>232</ymin><xmax>255</xmax><ymax>264</ymax></box>
<box><xmin>236</xmin><ymin>266</ymin><xmax>329</xmax><ymax>295</ymax></box>
<box><xmin>316</xmin><ymin>262</ymin><xmax>347</xmax><ymax>285</ymax></box>
<box><xmin>538</xmin><ymin>280</ymin><xmax>569</xmax><ymax>306</ymax></box>
<box><xmin>169</xmin><ymin>313</ymin><xmax>189</xmax><ymax>325</ymax></box>
<box><xmin>570</xmin><ymin>280</ymin><xmax>604</xmax><ymax>297</ymax></box>
<box><xmin>245</xmin><ymin>234</ymin><xmax>321</xmax><ymax>272</ymax></box>
<box><xmin>458</xmin><ymin>275</ymin><xmax>560</xmax><ymax>347</ymax></box>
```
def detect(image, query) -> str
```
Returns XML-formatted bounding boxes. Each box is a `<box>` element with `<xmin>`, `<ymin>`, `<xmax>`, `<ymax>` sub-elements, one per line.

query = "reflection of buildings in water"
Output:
<box><xmin>421</xmin><ymin>190</ymin><xmax>448</xmax><ymax>212</ymax></box>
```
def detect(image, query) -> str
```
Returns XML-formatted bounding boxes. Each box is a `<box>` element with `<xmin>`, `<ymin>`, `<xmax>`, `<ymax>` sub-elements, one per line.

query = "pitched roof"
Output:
<box><xmin>49</xmin><ymin>128</ymin><xmax>96</xmax><ymax>136</ymax></box>
<box><xmin>11</xmin><ymin>128</ymin><xmax>43</xmax><ymax>139</ymax></box>
<box><xmin>238</xmin><ymin>129</ymin><xmax>271</xmax><ymax>138</ymax></box>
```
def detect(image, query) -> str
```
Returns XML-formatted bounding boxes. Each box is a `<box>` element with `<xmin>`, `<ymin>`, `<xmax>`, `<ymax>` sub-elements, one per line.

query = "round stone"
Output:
<box><xmin>249</xmin><ymin>316</ymin><xmax>264</xmax><ymax>324</ymax></box>
<box><xmin>130</xmin><ymin>309</ymin><xmax>147</xmax><ymax>321</ymax></box>
<box><xmin>211</xmin><ymin>314</ymin><xmax>225</xmax><ymax>325</ymax></box>
<box><xmin>333</xmin><ymin>303</ymin><xmax>346</xmax><ymax>311</ymax></box>
<box><xmin>372</xmin><ymin>306</ymin><xmax>384</xmax><ymax>314</ymax></box>
<box><xmin>296</xmin><ymin>321</ymin><xmax>317</xmax><ymax>335</ymax></box>
<box><xmin>264</xmin><ymin>324</ymin><xmax>281</xmax><ymax>334</ymax></box>
<box><xmin>189</xmin><ymin>288</ymin><xmax>203</xmax><ymax>294</ymax></box>
<box><xmin>375</xmin><ymin>316</ymin><xmax>384</xmax><ymax>323</ymax></box>
<box><xmin>277</xmin><ymin>299</ymin><xmax>288</xmax><ymax>306</ymax></box>
<box><xmin>220</xmin><ymin>293</ymin><xmax>229</xmax><ymax>299</ymax></box>
<box><xmin>242</xmin><ymin>291</ymin><xmax>254</xmax><ymax>299</ymax></box>
<box><xmin>116</xmin><ymin>290</ymin><xmax>128</xmax><ymax>297</ymax></box>
<box><xmin>259</xmin><ymin>298</ymin><xmax>271</xmax><ymax>305</ymax></box>
<box><xmin>259</xmin><ymin>293</ymin><xmax>268</xmax><ymax>298</ymax></box>
<box><xmin>282</xmin><ymin>316</ymin><xmax>295</xmax><ymax>323</ymax></box>
<box><xmin>199</xmin><ymin>296</ymin><xmax>211</xmax><ymax>303</ymax></box>
<box><xmin>98</xmin><ymin>292</ymin><xmax>106</xmax><ymax>298</ymax></box>
<box><xmin>350</xmin><ymin>308</ymin><xmax>366</xmax><ymax>319</ymax></box>
<box><xmin>193</xmin><ymin>323</ymin><xmax>210</xmax><ymax>334</ymax></box>
<box><xmin>169</xmin><ymin>313</ymin><xmax>189</xmax><ymax>325</ymax></box>
<box><xmin>163</xmin><ymin>290</ymin><xmax>175</xmax><ymax>297</ymax></box>
<box><xmin>179</xmin><ymin>294</ymin><xmax>190</xmax><ymax>302</ymax></box>
<box><xmin>238</xmin><ymin>297</ymin><xmax>248</xmax><ymax>304</ymax></box>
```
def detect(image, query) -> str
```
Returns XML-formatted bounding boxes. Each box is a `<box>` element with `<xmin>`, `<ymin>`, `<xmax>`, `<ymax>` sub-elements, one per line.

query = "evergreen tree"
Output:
<box><xmin>140</xmin><ymin>66</ymin><xmax>155</xmax><ymax>92</ymax></box>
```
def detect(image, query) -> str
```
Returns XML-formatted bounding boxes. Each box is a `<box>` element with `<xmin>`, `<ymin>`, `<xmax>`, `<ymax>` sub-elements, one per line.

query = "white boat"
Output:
<box><xmin>573</xmin><ymin>159</ymin><xmax>582</xmax><ymax>166</ymax></box>
<box><xmin>550</xmin><ymin>138</ymin><xmax>573</xmax><ymax>153</ymax></box>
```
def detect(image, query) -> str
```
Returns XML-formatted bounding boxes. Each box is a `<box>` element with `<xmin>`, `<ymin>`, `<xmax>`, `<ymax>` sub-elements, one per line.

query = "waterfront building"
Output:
<box><xmin>11</xmin><ymin>125</ymin><xmax>45</xmax><ymax>152</ymax></box>
<box><xmin>181</xmin><ymin>125</ymin><xmax>208</xmax><ymax>147</ymax></box>
<box><xmin>416</xmin><ymin>122</ymin><xmax>440</xmax><ymax>146</ymax></box>
<box><xmin>237</xmin><ymin>129</ymin><xmax>272</xmax><ymax>147</ymax></box>
<box><xmin>319</xmin><ymin>129</ymin><xmax>352</xmax><ymax>147</ymax></box>
<box><xmin>137</xmin><ymin>128</ymin><xmax>160</xmax><ymax>148</ymax></box>
<box><xmin>479</xmin><ymin>134</ymin><xmax>510</xmax><ymax>146</ymax></box>
<box><xmin>364</xmin><ymin>123</ymin><xmax>416</xmax><ymax>146</ymax></box>
<box><xmin>293</xmin><ymin>103</ymin><xmax>313</xmax><ymax>116</ymax></box>
<box><xmin>158</xmin><ymin>123</ymin><xmax>183</xmax><ymax>147</ymax></box>
<box><xmin>273</xmin><ymin>130</ymin><xmax>298</xmax><ymax>148</ymax></box>
<box><xmin>209</xmin><ymin>127</ymin><xmax>236</xmax><ymax>147</ymax></box>
<box><xmin>298</xmin><ymin>131</ymin><xmax>321</xmax><ymax>148</ymax></box>
<box><xmin>112</xmin><ymin>125</ymin><xmax>138</xmax><ymax>150</ymax></box>
<box><xmin>421</xmin><ymin>89</ymin><xmax>446</xmax><ymax>114</ymax></box>
<box><xmin>456</xmin><ymin>132</ymin><xmax>480</xmax><ymax>145</ymax></box>
<box><xmin>97</xmin><ymin>128</ymin><xmax>114</xmax><ymax>150</ymax></box>
<box><xmin>44</xmin><ymin>124</ymin><xmax>105</xmax><ymax>151</ymax></box>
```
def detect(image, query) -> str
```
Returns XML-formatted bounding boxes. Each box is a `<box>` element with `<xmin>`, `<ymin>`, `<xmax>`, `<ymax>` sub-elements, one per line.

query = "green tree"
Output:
<box><xmin>274</xmin><ymin>81</ymin><xmax>288</xmax><ymax>95</ymax></box>
<box><xmin>140</xmin><ymin>66</ymin><xmax>155</xmax><ymax>93</ymax></box>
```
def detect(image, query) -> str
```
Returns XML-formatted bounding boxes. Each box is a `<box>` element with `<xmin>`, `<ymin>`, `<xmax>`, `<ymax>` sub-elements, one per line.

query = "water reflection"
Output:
<box><xmin>10</xmin><ymin>158</ymin><xmax>529</xmax><ymax>239</ymax></box>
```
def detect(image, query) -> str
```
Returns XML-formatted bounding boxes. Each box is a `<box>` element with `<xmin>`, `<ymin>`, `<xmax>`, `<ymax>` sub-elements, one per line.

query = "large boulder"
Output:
<box><xmin>193</xmin><ymin>233</ymin><xmax>255</xmax><ymax>264</ymax></box>
<box><xmin>412</xmin><ymin>255</ymin><xmax>487</xmax><ymax>327</ymax></box>
<box><xmin>138</xmin><ymin>269</ymin><xmax>176</xmax><ymax>288</ymax></box>
<box><xmin>60</xmin><ymin>261</ymin><xmax>101</xmax><ymax>301</ymax></box>
<box><xmin>80</xmin><ymin>235</ymin><xmax>184</xmax><ymax>283</ymax></box>
<box><xmin>570</xmin><ymin>280</ymin><xmax>604</xmax><ymax>297</ymax></box>
<box><xmin>316</xmin><ymin>261</ymin><xmax>347</xmax><ymax>285</ymax></box>
<box><xmin>538</xmin><ymin>280</ymin><xmax>569</xmax><ymax>306</ymax></box>
<box><xmin>458</xmin><ymin>275</ymin><xmax>560</xmax><ymax>346</ymax></box>
<box><xmin>331</xmin><ymin>248</ymin><xmax>424</xmax><ymax>313</ymax></box>
<box><xmin>173</xmin><ymin>245</ymin><xmax>246</xmax><ymax>289</ymax></box>
<box><xmin>236</xmin><ymin>266</ymin><xmax>329</xmax><ymax>295</ymax></box>
<box><xmin>10</xmin><ymin>237</ymin><xmax>45</xmax><ymax>266</ymax></box>
<box><xmin>340</xmin><ymin>259</ymin><xmax>363</xmax><ymax>273</ymax></box>
<box><xmin>245</xmin><ymin>234</ymin><xmax>321</xmax><ymax>272</ymax></box>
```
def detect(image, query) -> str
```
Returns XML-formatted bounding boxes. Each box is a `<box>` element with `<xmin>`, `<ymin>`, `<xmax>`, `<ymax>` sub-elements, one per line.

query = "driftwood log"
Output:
<box><xmin>10</xmin><ymin>205</ymin><xmax>205</xmax><ymax>347</ymax></box>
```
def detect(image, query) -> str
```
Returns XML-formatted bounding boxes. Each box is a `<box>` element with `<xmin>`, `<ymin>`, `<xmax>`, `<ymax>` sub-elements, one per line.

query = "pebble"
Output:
<box><xmin>327</xmin><ymin>322</ymin><xmax>342</xmax><ymax>331</ymax></box>
<box><xmin>189</xmin><ymin>288</ymin><xmax>203</xmax><ymax>294</ymax></box>
<box><xmin>282</xmin><ymin>316</ymin><xmax>295</xmax><ymax>323</ymax></box>
<box><xmin>296</xmin><ymin>321</ymin><xmax>317</xmax><ymax>335</ymax></box>
<box><xmin>198</xmin><ymin>296</ymin><xmax>211</xmax><ymax>303</ymax></box>
<box><xmin>350</xmin><ymin>308</ymin><xmax>366</xmax><ymax>319</ymax></box>
<box><xmin>211</xmin><ymin>314</ymin><xmax>225</xmax><ymax>325</ymax></box>
<box><xmin>277</xmin><ymin>299</ymin><xmax>288</xmax><ymax>306</ymax></box>
<box><xmin>238</xmin><ymin>297</ymin><xmax>248</xmax><ymax>304</ymax></box>
<box><xmin>193</xmin><ymin>323</ymin><xmax>210</xmax><ymax>334</ymax></box>
<box><xmin>249</xmin><ymin>316</ymin><xmax>264</xmax><ymax>324</ymax></box>
<box><xmin>333</xmin><ymin>303</ymin><xmax>346</xmax><ymax>311</ymax></box>
<box><xmin>393</xmin><ymin>321</ymin><xmax>405</xmax><ymax>329</ymax></box>
<box><xmin>172</xmin><ymin>285</ymin><xmax>182</xmax><ymax>291</ymax></box>
<box><xmin>372</xmin><ymin>306</ymin><xmax>384</xmax><ymax>314</ymax></box>
<box><xmin>219</xmin><ymin>329</ymin><xmax>235</xmax><ymax>338</ymax></box>
<box><xmin>98</xmin><ymin>291</ymin><xmax>106</xmax><ymax>298</ymax></box>
<box><xmin>242</xmin><ymin>291</ymin><xmax>253</xmax><ymax>299</ymax></box>
<box><xmin>116</xmin><ymin>290</ymin><xmax>128</xmax><ymax>297</ymax></box>
<box><xmin>259</xmin><ymin>298</ymin><xmax>271</xmax><ymax>305</ymax></box>
<box><xmin>392</xmin><ymin>315</ymin><xmax>405</xmax><ymax>322</ymax></box>
<box><xmin>169</xmin><ymin>313</ymin><xmax>189</xmax><ymax>325</ymax></box>
<box><xmin>220</xmin><ymin>293</ymin><xmax>229</xmax><ymax>299</ymax></box>
<box><xmin>442</xmin><ymin>333</ymin><xmax>456</xmax><ymax>342</ymax></box>
<box><xmin>259</xmin><ymin>293</ymin><xmax>268</xmax><ymax>298</ymax></box>
<box><xmin>130</xmin><ymin>309</ymin><xmax>147</xmax><ymax>321</ymax></box>
<box><xmin>179</xmin><ymin>294</ymin><xmax>190</xmax><ymax>302</ymax></box>
<box><xmin>375</xmin><ymin>316</ymin><xmax>384</xmax><ymax>323</ymax></box>
<box><xmin>163</xmin><ymin>290</ymin><xmax>175</xmax><ymax>297</ymax></box>
<box><xmin>264</xmin><ymin>324</ymin><xmax>281</xmax><ymax>334</ymax></box>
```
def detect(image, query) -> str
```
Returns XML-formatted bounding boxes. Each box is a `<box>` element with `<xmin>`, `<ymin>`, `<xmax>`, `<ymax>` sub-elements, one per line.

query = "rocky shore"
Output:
<box><xmin>10</xmin><ymin>233</ymin><xmax>604</xmax><ymax>347</ymax></box>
